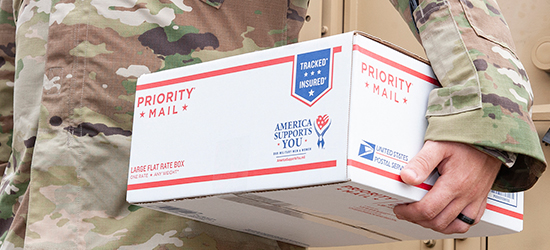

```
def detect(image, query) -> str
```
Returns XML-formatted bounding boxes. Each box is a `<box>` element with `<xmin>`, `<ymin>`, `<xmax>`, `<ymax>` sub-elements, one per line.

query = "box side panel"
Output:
<box><xmin>128</xmin><ymin>33</ymin><xmax>355</xmax><ymax>203</ymax></box>
<box><xmin>347</xmin><ymin>33</ymin><xmax>437</xmax><ymax>184</ymax></box>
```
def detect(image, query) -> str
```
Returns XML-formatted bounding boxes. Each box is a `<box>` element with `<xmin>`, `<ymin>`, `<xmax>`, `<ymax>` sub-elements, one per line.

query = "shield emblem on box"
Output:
<box><xmin>292</xmin><ymin>48</ymin><xmax>333</xmax><ymax>106</ymax></box>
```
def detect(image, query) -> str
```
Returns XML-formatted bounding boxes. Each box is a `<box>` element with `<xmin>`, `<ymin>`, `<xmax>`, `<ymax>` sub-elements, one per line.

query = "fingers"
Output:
<box><xmin>394</xmin><ymin>141</ymin><xmax>502</xmax><ymax>234</ymax></box>
<box><xmin>400</xmin><ymin>141</ymin><xmax>445</xmax><ymax>186</ymax></box>
<box><xmin>438</xmin><ymin>197</ymin><xmax>488</xmax><ymax>234</ymax></box>
<box><xmin>394</xmin><ymin>174</ymin><xmax>461</xmax><ymax>230</ymax></box>
<box><xmin>394</xmin><ymin>192</ymin><xmax>487</xmax><ymax>234</ymax></box>
<box><xmin>395</xmin><ymin>141</ymin><xmax>453</xmax><ymax>225</ymax></box>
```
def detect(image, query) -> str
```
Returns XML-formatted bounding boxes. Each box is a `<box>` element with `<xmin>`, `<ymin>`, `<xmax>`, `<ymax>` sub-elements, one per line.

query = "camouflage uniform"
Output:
<box><xmin>0</xmin><ymin>0</ymin><xmax>545</xmax><ymax>249</ymax></box>
<box><xmin>391</xmin><ymin>0</ymin><xmax>546</xmax><ymax>192</ymax></box>
<box><xmin>0</xmin><ymin>0</ymin><xmax>308</xmax><ymax>249</ymax></box>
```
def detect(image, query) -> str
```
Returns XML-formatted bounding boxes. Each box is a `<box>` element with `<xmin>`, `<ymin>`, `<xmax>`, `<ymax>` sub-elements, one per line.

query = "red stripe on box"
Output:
<box><xmin>347</xmin><ymin>159</ymin><xmax>432</xmax><ymax>191</ymax></box>
<box><xmin>137</xmin><ymin>56</ymin><xmax>296</xmax><ymax>91</ymax></box>
<box><xmin>486</xmin><ymin>204</ymin><xmax>523</xmax><ymax>220</ymax></box>
<box><xmin>127</xmin><ymin>160</ymin><xmax>337</xmax><ymax>191</ymax></box>
<box><xmin>352</xmin><ymin>44</ymin><xmax>440</xmax><ymax>86</ymax></box>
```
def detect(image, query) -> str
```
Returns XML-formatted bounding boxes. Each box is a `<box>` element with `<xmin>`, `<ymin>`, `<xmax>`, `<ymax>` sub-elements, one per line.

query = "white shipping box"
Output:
<box><xmin>128</xmin><ymin>32</ymin><xmax>523</xmax><ymax>247</ymax></box>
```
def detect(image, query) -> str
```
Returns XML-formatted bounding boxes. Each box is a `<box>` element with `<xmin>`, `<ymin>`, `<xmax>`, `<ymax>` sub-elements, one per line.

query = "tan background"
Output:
<box><xmin>299</xmin><ymin>1</ymin><xmax>550</xmax><ymax>249</ymax></box>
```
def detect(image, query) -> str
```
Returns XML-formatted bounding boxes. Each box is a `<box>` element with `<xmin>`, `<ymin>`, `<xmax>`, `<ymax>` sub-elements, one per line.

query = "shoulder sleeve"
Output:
<box><xmin>0</xmin><ymin>0</ymin><xmax>15</xmax><ymax>166</ymax></box>
<box><xmin>391</xmin><ymin>0</ymin><xmax>546</xmax><ymax>192</ymax></box>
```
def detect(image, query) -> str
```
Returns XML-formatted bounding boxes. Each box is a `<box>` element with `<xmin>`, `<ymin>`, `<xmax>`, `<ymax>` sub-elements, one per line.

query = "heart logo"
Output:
<box><xmin>316</xmin><ymin>114</ymin><xmax>330</xmax><ymax>130</ymax></box>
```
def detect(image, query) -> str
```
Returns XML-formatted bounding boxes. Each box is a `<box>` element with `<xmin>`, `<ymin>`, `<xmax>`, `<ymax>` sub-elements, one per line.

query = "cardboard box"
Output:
<box><xmin>127</xmin><ymin>32</ymin><xmax>523</xmax><ymax>247</ymax></box>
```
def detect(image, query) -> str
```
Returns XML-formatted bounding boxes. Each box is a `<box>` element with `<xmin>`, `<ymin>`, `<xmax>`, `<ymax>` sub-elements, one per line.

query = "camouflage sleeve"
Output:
<box><xmin>390</xmin><ymin>0</ymin><xmax>546</xmax><ymax>192</ymax></box>
<box><xmin>0</xmin><ymin>0</ymin><xmax>15</xmax><ymax>170</ymax></box>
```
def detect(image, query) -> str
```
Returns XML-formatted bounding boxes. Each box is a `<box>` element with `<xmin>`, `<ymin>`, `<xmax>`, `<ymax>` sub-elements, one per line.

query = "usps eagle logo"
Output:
<box><xmin>358</xmin><ymin>140</ymin><xmax>376</xmax><ymax>161</ymax></box>
<box><xmin>315</xmin><ymin>114</ymin><xmax>331</xmax><ymax>148</ymax></box>
<box><xmin>292</xmin><ymin>48</ymin><xmax>332</xmax><ymax>106</ymax></box>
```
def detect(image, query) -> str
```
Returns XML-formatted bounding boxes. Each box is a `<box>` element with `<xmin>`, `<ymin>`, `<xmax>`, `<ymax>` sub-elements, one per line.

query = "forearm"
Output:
<box><xmin>391</xmin><ymin>0</ymin><xmax>546</xmax><ymax>191</ymax></box>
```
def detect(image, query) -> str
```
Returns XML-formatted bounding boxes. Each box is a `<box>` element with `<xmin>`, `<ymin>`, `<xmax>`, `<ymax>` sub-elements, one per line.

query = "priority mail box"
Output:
<box><xmin>128</xmin><ymin>32</ymin><xmax>523</xmax><ymax>247</ymax></box>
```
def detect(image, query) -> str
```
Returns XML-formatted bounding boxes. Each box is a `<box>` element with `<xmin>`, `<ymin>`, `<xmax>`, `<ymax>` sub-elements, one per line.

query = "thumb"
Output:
<box><xmin>400</xmin><ymin>141</ymin><xmax>443</xmax><ymax>186</ymax></box>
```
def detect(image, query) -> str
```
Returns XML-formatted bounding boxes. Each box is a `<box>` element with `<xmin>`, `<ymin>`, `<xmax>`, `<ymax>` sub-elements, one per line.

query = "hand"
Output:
<box><xmin>393</xmin><ymin>140</ymin><xmax>502</xmax><ymax>234</ymax></box>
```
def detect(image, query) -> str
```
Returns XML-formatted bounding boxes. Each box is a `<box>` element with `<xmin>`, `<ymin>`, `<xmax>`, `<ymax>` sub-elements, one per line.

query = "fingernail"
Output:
<box><xmin>402</xmin><ymin>168</ymin><xmax>417</xmax><ymax>180</ymax></box>
<box><xmin>395</xmin><ymin>213</ymin><xmax>403</xmax><ymax>220</ymax></box>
